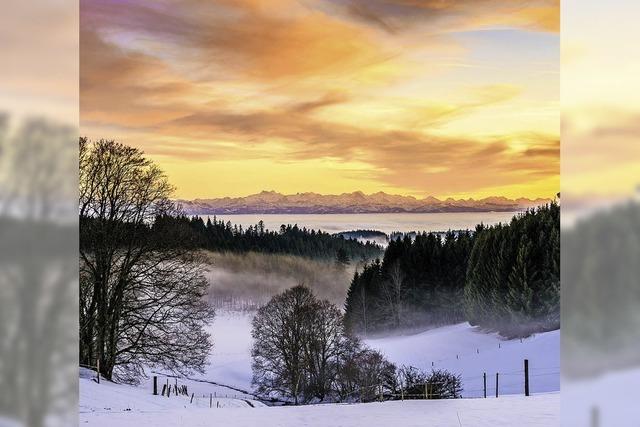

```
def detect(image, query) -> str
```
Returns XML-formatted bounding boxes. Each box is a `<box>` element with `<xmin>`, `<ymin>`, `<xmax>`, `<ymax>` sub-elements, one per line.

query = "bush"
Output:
<box><xmin>397</xmin><ymin>366</ymin><xmax>462</xmax><ymax>399</ymax></box>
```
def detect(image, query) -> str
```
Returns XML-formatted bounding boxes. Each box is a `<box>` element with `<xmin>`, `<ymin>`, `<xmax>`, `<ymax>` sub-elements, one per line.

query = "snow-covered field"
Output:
<box><xmin>80</xmin><ymin>392</ymin><xmax>559</xmax><ymax>426</ymax></box>
<box><xmin>193</xmin><ymin>312</ymin><xmax>254</xmax><ymax>391</ymax></box>
<box><xmin>562</xmin><ymin>368</ymin><xmax>640</xmax><ymax>427</ymax></box>
<box><xmin>366</xmin><ymin>323</ymin><xmax>560</xmax><ymax>398</ymax></box>
<box><xmin>80</xmin><ymin>312</ymin><xmax>560</xmax><ymax>426</ymax></box>
<box><xmin>79</xmin><ymin>368</ymin><xmax>264</xmax><ymax>413</ymax></box>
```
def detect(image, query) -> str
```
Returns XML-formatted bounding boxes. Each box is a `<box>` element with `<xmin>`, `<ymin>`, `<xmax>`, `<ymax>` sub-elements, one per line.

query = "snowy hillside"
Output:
<box><xmin>80</xmin><ymin>312</ymin><xmax>560</xmax><ymax>426</ymax></box>
<box><xmin>169</xmin><ymin>312</ymin><xmax>560</xmax><ymax>398</ymax></box>
<box><xmin>365</xmin><ymin>323</ymin><xmax>560</xmax><ymax>398</ymax></box>
<box><xmin>80</xmin><ymin>368</ymin><xmax>263</xmax><ymax>414</ymax></box>
<box><xmin>190</xmin><ymin>312</ymin><xmax>255</xmax><ymax>391</ymax></box>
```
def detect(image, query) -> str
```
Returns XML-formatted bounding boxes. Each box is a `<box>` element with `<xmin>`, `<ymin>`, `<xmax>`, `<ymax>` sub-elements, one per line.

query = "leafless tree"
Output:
<box><xmin>251</xmin><ymin>285</ymin><xmax>397</xmax><ymax>404</ymax></box>
<box><xmin>79</xmin><ymin>138</ymin><xmax>214</xmax><ymax>382</ymax></box>
<box><xmin>251</xmin><ymin>285</ymin><xmax>315</xmax><ymax>404</ymax></box>
<box><xmin>354</xmin><ymin>348</ymin><xmax>397</xmax><ymax>402</ymax></box>
<box><xmin>304</xmin><ymin>300</ymin><xmax>344</xmax><ymax>401</ymax></box>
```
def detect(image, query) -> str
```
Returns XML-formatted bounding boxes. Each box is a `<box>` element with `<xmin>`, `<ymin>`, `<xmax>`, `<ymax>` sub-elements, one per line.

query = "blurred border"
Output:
<box><xmin>562</xmin><ymin>0</ymin><xmax>640</xmax><ymax>425</ymax></box>
<box><xmin>0</xmin><ymin>1</ymin><xmax>78</xmax><ymax>427</ymax></box>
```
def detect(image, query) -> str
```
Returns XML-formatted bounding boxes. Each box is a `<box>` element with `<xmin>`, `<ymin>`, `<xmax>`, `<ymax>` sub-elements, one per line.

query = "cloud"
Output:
<box><xmin>287</xmin><ymin>92</ymin><xmax>351</xmax><ymax>115</ymax></box>
<box><xmin>338</xmin><ymin>0</ymin><xmax>559</xmax><ymax>33</ymax></box>
<box><xmin>80</xmin><ymin>0</ymin><xmax>559</xmax><ymax>198</ymax></box>
<box><xmin>80</xmin><ymin>28</ymin><xmax>198</xmax><ymax>128</ymax></box>
<box><xmin>154</xmin><ymin>101</ymin><xmax>558</xmax><ymax>195</ymax></box>
<box><xmin>81</xmin><ymin>0</ymin><xmax>391</xmax><ymax>82</ymax></box>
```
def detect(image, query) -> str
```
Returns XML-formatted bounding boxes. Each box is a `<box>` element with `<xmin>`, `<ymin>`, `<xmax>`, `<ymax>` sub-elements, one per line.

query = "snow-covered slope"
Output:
<box><xmin>80</xmin><ymin>368</ymin><xmax>263</xmax><ymax>412</ymax></box>
<box><xmin>365</xmin><ymin>323</ymin><xmax>560</xmax><ymax>398</ymax></box>
<box><xmin>80</xmin><ymin>313</ymin><xmax>560</xmax><ymax>426</ymax></box>
<box><xmin>189</xmin><ymin>311</ymin><xmax>255</xmax><ymax>391</ymax></box>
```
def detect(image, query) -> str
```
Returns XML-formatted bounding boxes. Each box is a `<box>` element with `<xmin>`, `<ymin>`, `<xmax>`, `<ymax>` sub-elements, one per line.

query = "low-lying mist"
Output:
<box><xmin>201</xmin><ymin>251</ymin><xmax>358</xmax><ymax>310</ymax></box>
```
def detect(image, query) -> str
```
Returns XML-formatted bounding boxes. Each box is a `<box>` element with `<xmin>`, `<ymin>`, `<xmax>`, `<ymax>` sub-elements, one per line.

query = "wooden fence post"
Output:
<box><xmin>495</xmin><ymin>373</ymin><xmax>499</xmax><ymax>398</ymax></box>
<box><xmin>591</xmin><ymin>406</ymin><xmax>599</xmax><ymax>427</ymax></box>
<box><xmin>190</xmin><ymin>393</ymin><xmax>194</xmax><ymax>404</ymax></box>
<box><xmin>161</xmin><ymin>384</ymin><xmax>167</xmax><ymax>396</ymax></box>
<box><xmin>524</xmin><ymin>359</ymin><xmax>530</xmax><ymax>397</ymax></box>
<box><xmin>424</xmin><ymin>383</ymin><xmax>428</xmax><ymax>399</ymax></box>
<box><xmin>210</xmin><ymin>393</ymin><xmax>212</xmax><ymax>408</ymax></box>
<box><xmin>96</xmin><ymin>359</ymin><xmax>100</xmax><ymax>384</ymax></box>
<box><xmin>483</xmin><ymin>373</ymin><xmax>487</xmax><ymax>398</ymax></box>
<box><xmin>153</xmin><ymin>376</ymin><xmax>158</xmax><ymax>395</ymax></box>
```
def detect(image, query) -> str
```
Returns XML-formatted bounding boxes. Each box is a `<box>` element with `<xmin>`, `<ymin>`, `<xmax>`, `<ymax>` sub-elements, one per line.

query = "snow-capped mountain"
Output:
<box><xmin>177</xmin><ymin>191</ymin><xmax>550</xmax><ymax>214</ymax></box>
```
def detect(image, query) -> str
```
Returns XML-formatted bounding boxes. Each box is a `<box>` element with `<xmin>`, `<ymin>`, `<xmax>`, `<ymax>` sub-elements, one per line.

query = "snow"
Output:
<box><xmin>195</xmin><ymin>311</ymin><xmax>254</xmax><ymax>391</ymax></box>
<box><xmin>79</xmin><ymin>368</ymin><xmax>264</xmax><ymax>414</ymax></box>
<box><xmin>365</xmin><ymin>323</ymin><xmax>560</xmax><ymax>398</ymax></box>
<box><xmin>562</xmin><ymin>367</ymin><xmax>640</xmax><ymax>427</ymax></box>
<box><xmin>80</xmin><ymin>392</ymin><xmax>558</xmax><ymax>426</ymax></box>
<box><xmin>79</xmin><ymin>312</ymin><xmax>560</xmax><ymax>425</ymax></box>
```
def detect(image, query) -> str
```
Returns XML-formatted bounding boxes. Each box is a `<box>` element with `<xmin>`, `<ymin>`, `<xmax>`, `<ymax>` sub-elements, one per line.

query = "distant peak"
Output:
<box><xmin>177</xmin><ymin>191</ymin><xmax>552</xmax><ymax>214</ymax></box>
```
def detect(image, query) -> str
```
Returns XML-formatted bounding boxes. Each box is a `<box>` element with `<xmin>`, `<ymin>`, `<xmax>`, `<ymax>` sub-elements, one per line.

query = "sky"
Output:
<box><xmin>80</xmin><ymin>0</ymin><xmax>560</xmax><ymax>200</ymax></box>
<box><xmin>562</xmin><ymin>0</ymin><xmax>640</xmax><ymax>201</ymax></box>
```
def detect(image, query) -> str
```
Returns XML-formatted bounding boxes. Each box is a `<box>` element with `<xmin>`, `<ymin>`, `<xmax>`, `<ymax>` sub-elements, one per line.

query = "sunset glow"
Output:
<box><xmin>80</xmin><ymin>0</ymin><xmax>559</xmax><ymax>200</ymax></box>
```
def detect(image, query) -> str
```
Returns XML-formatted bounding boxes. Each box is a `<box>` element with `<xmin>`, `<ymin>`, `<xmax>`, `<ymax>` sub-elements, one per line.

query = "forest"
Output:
<box><xmin>152</xmin><ymin>214</ymin><xmax>382</xmax><ymax>262</ymax></box>
<box><xmin>344</xmin><ymin>203</ymin><xmax>560</xmax><ymax>338</ymax></box>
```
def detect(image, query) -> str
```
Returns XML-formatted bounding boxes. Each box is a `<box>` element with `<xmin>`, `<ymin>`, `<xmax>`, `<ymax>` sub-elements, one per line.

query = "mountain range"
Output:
<box><xmin>177</xmin><ymin>191</ymin><xmax>551</xmax><ymax>215</ymax></box>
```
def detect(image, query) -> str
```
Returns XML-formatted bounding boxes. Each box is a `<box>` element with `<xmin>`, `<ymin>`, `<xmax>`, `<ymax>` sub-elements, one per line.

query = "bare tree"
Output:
<box><xmin>79</xmin><ymin>138</ymin><xmax>214</xmax><ymax>382</ymax></box>
<box><xmin>304</xmin><ymin>300</ymin><xmax>344</xmax><ymax>401</ymax></box>
<box><xmin>251</xmin><ymin>285</ymin><xmax>315</xmax><ymax>404</ymax></box>
<box><xmin>354</xmin><ymin>348</ymin><xmax>397</xmax><ymax>402</ymax></box>
<box><xmin>252</xmin><ymin>285</ymin><xmax>398</xmax><ymax>404</ymax></box>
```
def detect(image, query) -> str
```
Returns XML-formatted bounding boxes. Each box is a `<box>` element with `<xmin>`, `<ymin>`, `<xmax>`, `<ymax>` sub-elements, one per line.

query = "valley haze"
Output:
<box><xmin>179</xmin><ymin>191</ymin><xmax>550</xmax><ymax>215</ymax></box>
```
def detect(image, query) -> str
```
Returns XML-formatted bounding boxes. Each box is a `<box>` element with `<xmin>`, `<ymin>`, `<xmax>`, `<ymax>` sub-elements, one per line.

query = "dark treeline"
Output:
<box><xmin>465</xmin><ymin>202</ymin><xmax>560</xmax><ymax>337</ymax></box>
<box><xmin>344</xmin><ymin>230</ymin><xmax>475</xmax><ymax>334</ymax></box>
<box><xmin>152</xmin><ymin>214</ymin><xmax>382</xmax><ymax>262</ymax></box>
<box><xmin>344</xmin><ymin>203</ymin><xmax>560</xmax><ymax>338</ymax></box>
<box><xmin>563</xmin><ymin>201</ymin><xmax>640</xmax><ymax>378</ymax></box>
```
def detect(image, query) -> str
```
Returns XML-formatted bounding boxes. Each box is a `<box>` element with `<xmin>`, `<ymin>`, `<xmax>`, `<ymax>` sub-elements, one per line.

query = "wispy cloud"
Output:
<box><xmin>80</xmin><ymin>0</ymin><xmax>559</xmax><ymax>199</ymax></box>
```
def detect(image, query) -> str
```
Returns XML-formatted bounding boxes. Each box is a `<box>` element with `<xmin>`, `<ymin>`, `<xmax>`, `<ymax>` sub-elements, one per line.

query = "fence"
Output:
<box><xmin>342</xmin><ymin>358</ymin><xmax>558</xmax><ymax>403</ymax></box>
<box><xmin>149</xmin><ymin>374</ymin><xmax>262</xmax><ymax>408</ymax></box>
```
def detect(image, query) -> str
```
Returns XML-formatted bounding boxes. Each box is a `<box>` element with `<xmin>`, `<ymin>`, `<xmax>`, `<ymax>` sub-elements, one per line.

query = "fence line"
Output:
<box><xmin>145</xmin><ymin>359</ymin><xmax>555</xmax><ymax>408</ymax></box>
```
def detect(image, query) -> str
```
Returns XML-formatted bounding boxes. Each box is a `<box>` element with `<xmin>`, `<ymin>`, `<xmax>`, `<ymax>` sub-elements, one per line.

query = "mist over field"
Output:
<box><xmin>202</xmin><ymin>251</ymin><xmax>358</xmax><ymax>309</ymax></box>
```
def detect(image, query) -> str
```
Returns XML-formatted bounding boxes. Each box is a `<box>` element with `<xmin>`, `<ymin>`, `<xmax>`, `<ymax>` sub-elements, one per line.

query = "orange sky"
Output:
<box><xmin>562</xmin><ymin>0</ymin><xmax>640</xmax><ymax>201</ymax></box>
<box><xmin>80</xmin><ymin>0</ymin><xmax>559</xmax><ymax>200</ymax></box>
